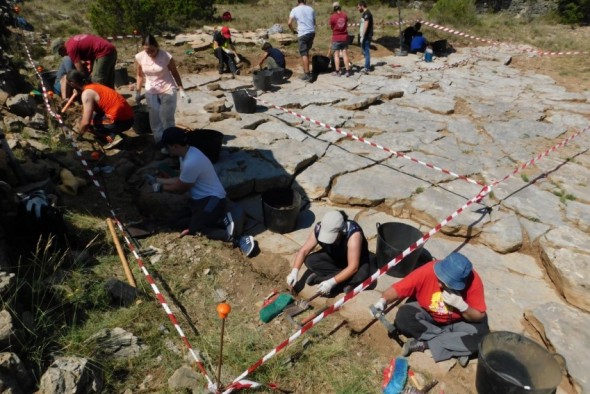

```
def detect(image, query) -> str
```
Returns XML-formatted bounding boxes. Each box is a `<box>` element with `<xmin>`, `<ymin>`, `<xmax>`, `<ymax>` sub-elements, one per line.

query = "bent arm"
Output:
<box><xmin>78</xmin><ymin>90</ymin><xmax>94</xmax><ymax>135</ymax></box>
<box><xmin>292</xmin><ymin>230</ymin><xmax>318</xmax><ymax>270</ymax></box>
<box><xmin>288</xmin><ymin>16</ymin><xmax>295</xmax><ymax>32</ymax></box>
<box><xmin>461</xmin><ymin>308</ymin><xmax>486</xmax><ymax>322</ymax></box>
<box><xmin>157</xmin><ymin>177</ymin><xmax>192</xmax><ymax>194</ymax></box>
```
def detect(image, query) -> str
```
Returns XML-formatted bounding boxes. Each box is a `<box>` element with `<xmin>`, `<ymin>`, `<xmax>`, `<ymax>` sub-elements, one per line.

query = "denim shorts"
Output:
<box><xmin>298</xmin><ymin>33</ymin><xmax>315</xmax><ymax>56</ymax></box>
<box><xmin>331</xmin><ymin>41</ymin><xmax>348</xmax><ymax>51</ymax></box>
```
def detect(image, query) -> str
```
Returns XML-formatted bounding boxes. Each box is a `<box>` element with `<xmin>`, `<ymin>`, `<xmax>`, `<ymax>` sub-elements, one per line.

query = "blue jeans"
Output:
<box><xmin>361</xmin><ymin>37</ymin><xmax>371</xmax><ymax>70</ymax></box>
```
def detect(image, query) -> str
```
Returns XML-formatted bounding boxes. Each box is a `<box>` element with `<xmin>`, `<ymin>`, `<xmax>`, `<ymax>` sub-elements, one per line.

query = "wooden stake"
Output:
<box><xmin>106</xmin><ymin>218</ymin><xmax>137</xmax><ymax>287</ymax></box>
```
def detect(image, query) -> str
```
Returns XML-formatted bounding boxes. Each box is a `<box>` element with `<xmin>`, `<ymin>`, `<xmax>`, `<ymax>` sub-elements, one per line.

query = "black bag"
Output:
<box><xmin>311</xmin><ymin>55</ymin><xmax>332</xmax><ymax>75</ymax></box>
<box><xmin>431</xmin><ymin>40</ymin><xmax>449</xmax><ymax>56</ymax></box>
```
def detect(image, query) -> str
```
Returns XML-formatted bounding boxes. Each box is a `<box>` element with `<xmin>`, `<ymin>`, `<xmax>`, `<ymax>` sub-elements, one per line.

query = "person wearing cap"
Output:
<box><xmin>212</xmin><ymin>26</ymin><xmax>240</xmax><ymax>78</ymax></box>
<box><xmin>371</xmin><ymin>252</ymin><xmax>488</xmax><ymax>367</ymax></box>
<box><xmin>286</xmin><ymin>210</ymin><xmax>373</xmax><ymax>296</ymax></box>
<box><xmin>52</xmin><ymin>34</ymin><xmax>117</xmax><ymax>88</ymax></box>
<box><xmin>288</xmin><ymin>0</ymin><xmax>316</xmax><ymax>82</ymax></box>
<box><xmin>329</xmin><ymin>2</ymin><xmax>351</xmax><ymax>77</ymax></box>
<box><xmin>66</xmin><ymin>70</ymin><xmax>133</xmax><ymax>149</ymax></box>
<box><xmin>150</xmin><ymin>127</ymin><xmax>256</xmax><ymax>257</ymax></box>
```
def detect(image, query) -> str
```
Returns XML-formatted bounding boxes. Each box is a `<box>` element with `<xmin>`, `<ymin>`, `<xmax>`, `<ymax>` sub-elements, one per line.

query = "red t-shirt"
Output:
<box><xmin>329</xmin><ymin>11</ymin><xmax>349</xmax><ymax>42</ymax></box>
<box><xmin>65</xmin><ymin>34</ymin><xmax>115</xmax><ymax>64</ymax></box>
<box><xmin>393</xmin><ymin>261</ymin><xmax>486</xmax><ymax>324</ymax></box>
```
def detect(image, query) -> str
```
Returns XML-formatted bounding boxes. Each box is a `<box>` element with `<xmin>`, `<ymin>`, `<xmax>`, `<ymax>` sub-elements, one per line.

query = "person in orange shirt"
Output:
<box><xmin>66</xmin><ymin>70</ymin><xmax>134</xmax><ymax>149</ymax></box>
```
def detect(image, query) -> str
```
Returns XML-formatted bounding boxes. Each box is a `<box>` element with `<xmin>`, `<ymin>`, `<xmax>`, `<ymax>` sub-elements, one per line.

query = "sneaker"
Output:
<box><xmin>458</xmin><ymin>355</ymin><xmax>469</xmax><ymax>368</ymax></box>
<box><xmin>402</xmin><ymin>339</ymin><xmax>427</xmax><ymax>357</ymax></box>
<box><xmin>361</xmin><ymin>68</ymin><xmax>369</xmax><ymax>74</ymax></box>
<box><xmin>305</xmin><ymin>272</ymin><xmax>319</xmax><ymax>285</ymax></box>
<box><xmin>223</xmin><ymin>212</ymin><xmax>235</xmax><ymax>240</ymax></box>
<box><xmin>331</xmin><ymin>70</ymin><xmax>340</xmax><ymax>76</ymax></box>
<box><xmin>300</xmin><ymin>73</ymin><xmax>311</xmax><ymax>81</ymax></box>
<box><xmin>104</xmin><ymin>135</ymin><xmax>123</xmax><ymax>150</ymax></box>
<box><xmin>345</xmin><ymin>70</ymin><xmax>351</xmax><ymax>78</ymax></box>
<box><xmin>238</xmin><ymin>235</ymin><xmax>255</xmax><ymax>257</ymax></box>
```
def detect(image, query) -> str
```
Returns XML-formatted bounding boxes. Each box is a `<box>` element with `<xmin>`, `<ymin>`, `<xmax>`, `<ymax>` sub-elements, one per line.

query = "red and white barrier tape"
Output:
<box><xmin>20</xmin><ymin>39</ymin><xmax>216</xmax><ymax>390</ymax></box>
<box><xmin>222</xmin><ymin>184</ymin><xmax>492</xmax><ymax>393</ymax></box>
<box><xmin>251</xmin><ymin>94</ymin><xmax>486</xmax><ymax>187</ymax></box>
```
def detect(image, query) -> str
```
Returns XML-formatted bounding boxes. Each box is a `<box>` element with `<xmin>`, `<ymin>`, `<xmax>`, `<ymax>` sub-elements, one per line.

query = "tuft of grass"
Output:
<box><xmin>521</xmin><ymin>174</ymin><xmax>530</xmax><ymax>182</ymax></box>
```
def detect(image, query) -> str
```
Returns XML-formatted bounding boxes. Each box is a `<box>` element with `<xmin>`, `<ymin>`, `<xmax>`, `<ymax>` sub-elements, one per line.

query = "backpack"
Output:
<box><xmin>222</xmin><ymin>11</ymin><xmax>232</xmax><ymax>22</ymax></box>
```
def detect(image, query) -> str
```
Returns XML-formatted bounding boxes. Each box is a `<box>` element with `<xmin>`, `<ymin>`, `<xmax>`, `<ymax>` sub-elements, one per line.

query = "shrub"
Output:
<box><xmin>558</xmin><ymin>0</ymin><xmax>590</xmax><ymax>25</ymax></box>
<box><xmin>428</xmin><ymin>0</ymin><xmax>479</xmax><ymax>27</ymax></box>
<box><xmin>88</xmin><ymin>0</ymin><xmax>216</xmax><ymax>36</ymax></box>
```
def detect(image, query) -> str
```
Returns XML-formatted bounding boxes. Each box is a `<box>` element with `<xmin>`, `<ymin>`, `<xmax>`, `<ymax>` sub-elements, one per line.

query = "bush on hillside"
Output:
<box><xmin>428</xmin><ymin>0</ymin><xmax>479</xmax><ymax>27</ymax></box>
<box><xmin>558</xmin><ymin>0</ymin><xmax>590</xmax><ymax>25</ymax></box>
<box><xmin>88</xmin><ymin>0</ymin><xmax>215</xmax><ymax>36</ymax></box>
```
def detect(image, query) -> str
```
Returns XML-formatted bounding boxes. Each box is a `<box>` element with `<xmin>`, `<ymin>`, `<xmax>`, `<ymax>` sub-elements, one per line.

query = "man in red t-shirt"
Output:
<box><xmin>371</xmin><ymin>252</ymin><xmax>489</xmax><ymax>367</ymax></box>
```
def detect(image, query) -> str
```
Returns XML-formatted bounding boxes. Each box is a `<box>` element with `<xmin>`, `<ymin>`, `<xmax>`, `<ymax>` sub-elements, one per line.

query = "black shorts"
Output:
<box><xmin>298</xmin><ymin>33</ymin><xmax>315</xmax><ymax>56</ymax></box>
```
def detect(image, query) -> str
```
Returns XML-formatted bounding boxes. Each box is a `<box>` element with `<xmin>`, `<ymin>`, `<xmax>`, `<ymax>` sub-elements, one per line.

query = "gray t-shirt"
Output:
<box><xmin>179</xmin><ymin>146</ymin><xmax>226</xmax><ymax>200</ymax></box>
<box><xmin>289</xmin><ymin>4</ymin><xmax>316</xmax><ymax>37</ymax></box>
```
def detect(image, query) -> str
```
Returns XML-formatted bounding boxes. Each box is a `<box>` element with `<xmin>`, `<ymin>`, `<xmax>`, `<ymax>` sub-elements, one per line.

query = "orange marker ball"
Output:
<box><xmin>90</xmin><ymin>151</ymin><xmax>100</xmax><ymax>160</ymax></box>
<box><xmin>216</xmin><ymin>303</ymin><xmax>231</xmax><ymax>319</ymax></box>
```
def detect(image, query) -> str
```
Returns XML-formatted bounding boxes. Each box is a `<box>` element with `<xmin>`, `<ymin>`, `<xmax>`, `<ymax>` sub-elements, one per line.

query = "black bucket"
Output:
<box><xmin>114</xmin><ymin>67</ymin><xmax>129</xmax><ymax>88</ymax></box>
<box><xmin>252</xmin><ymin>70</ymin><xmax>272</xmax><ymax>91</ymax></box>
<box><xmin>375</xmin><ymin>222</ymin><xmax>424</xmax><ymax>277</ymax></box>
<box><xmin>261</xmin><ymin>187</ymin><xmax>301</xmax><ymax>234</ymax></box>
<box><xmin>231</xmin><ymin>90</ymin><xmax>257</xmax><ymax>114</ymax></box>
<box><xmin>311</xmin><ymin>55</ymin><xmax>332</xmax><ymax>74</ymax></box>
<box><xmin>39</xmin><ymin>70</ymin><xmax>57</xmax><ymax>92</ymax></box>
<box><xmin>186</xmin><ymin>129</ymin><xmax>224</xmax><ymax>164</ymax></box>
<box><xmin>269</xmin><ymin>68</ymin><xmax>285</xmax><ymax>84</ymax></box>
<box><xmin>476</xmin><ymin>332</ymin><xmax>565</xmax><ymax>394</ymax></box>
<box><xmin>132</xmin><ymin>105</ymin><xmax>151</xmax><ymax>134</ymax></box>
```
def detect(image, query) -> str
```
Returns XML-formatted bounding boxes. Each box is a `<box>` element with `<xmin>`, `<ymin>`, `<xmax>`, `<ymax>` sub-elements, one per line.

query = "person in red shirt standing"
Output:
<box><xmin>52</xmin><ymin>34</ymin><xmax>117</xmax><ymax>89</ymax></box>
<box><xmin>329</xmin><ymin>2</ymin><xmax>351</xmax><ymax>77</ymax></box>
<box><xmin>66</xmin><ymin>70</ymin><xmax>133</xmax><ymax>149</ymax></box>
<box><xmin>371</xmin><ymin>252</ymin><xmax>489</xmax><ymax>367</ymax></box>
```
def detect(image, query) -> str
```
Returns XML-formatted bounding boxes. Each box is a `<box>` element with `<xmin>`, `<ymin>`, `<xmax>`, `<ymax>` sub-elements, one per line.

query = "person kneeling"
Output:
<box><xmin>149</xmin><ymin>127</ymin><xmax>255</xmax><ymax>256</ymax></box>
<box><xmin>286</xmin><ymin>210</ymin><xmax>374</xmax><ymax>296</ymax></box>
<box><xmin>371</xmin><ymin>252</ymin><xmax>489</xmax><ymax>367</ymax></box>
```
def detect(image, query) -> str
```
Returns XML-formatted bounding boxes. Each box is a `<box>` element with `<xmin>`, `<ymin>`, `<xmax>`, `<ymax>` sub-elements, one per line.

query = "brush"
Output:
<box><xmin>382</xmin><ymin>357</ymin><xmax>409</xmax><ymax>394</ymax></box>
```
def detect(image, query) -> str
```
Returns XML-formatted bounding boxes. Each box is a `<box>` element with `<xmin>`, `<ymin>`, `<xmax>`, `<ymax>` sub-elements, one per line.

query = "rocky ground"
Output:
<box><xmin>2</xmin><ymin>16</ymin><xmax>590</xmax><ymax>393</ymax></box>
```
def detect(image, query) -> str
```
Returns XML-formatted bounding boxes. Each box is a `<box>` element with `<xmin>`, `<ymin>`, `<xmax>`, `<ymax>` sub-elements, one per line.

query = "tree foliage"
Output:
<box><xmin>558</xmin><ymin>0</ymin><xmax>590</xmax><ymax>25</ymax></box>
<box><xmin>428</xmin><ymin>0</ymin><xmax>479</xmax><ymax>27</ymax></box>
<box><xmin>89</xmin><ymin>0</ymin><xmax>216</xmax><ymax>36</ymax></box>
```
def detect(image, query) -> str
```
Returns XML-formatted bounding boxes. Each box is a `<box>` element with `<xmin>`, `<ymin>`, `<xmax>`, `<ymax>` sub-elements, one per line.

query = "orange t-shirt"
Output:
<box><xmin>84</xmin><ymin>83</ymin><xmax>133</xmax><ymax>122</ymax></box>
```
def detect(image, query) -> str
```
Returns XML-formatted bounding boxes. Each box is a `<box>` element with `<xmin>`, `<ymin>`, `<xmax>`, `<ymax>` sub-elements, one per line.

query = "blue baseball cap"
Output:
<box><xmin>434</xmin><ymin>252</ymin><xmax>473</xmax><ymax>291</ymax></box>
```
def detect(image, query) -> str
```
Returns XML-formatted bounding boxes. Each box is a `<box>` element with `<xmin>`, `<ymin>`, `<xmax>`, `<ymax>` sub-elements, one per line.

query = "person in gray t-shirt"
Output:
<box><xmin>288</xmin><ymin>0</ymin><xmax>315</xmax><ymax>81</ymax></box>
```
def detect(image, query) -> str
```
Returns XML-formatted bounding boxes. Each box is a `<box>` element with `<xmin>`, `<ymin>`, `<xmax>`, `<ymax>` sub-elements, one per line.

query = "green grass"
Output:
<box><xmin>521</xmin><ymin>174</ymin><xmax>530</xmax><ymax>182</ymax></box>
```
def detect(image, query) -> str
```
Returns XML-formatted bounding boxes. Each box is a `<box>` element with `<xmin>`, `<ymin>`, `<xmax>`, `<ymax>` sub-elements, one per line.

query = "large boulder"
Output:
<box><xmin>6</xmin><ymin>94</ymin><xmax>36</xmax><ymax>117</ymax></box>
<box><xmin>38</xmin><ymin>356</ymin><xmax>103</xmax><ymax>393</ymax></box>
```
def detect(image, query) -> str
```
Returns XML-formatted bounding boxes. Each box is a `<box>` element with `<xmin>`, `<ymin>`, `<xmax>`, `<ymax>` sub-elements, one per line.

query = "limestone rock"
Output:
<box><xmin>168</xmin><ymin>365</ymin><xmax>201</xmax><ymax>391</ymax></box>
<box><xmin>0</xmin><ymin>310</ymin><xmax>17</xmax><ymax>348</ymax></box>
<box><xmin>6</xmin><ymin>94</ymin><xmax>36</xmax><ymax>117</ymax></box>
<box><xmin>86</xmin><ymin>327</ymin><xmax>147</xmax><ymax>358</ymax></box>
<box><xmin>538</xmin><ymin>227</ymin><xmax>590</xmax><ymax>312</ymax></box>
<box><xmin>0</xmin><ymin>352</ymin><xmax>31</xmax><ymax>391</ymax></box>
<box><xmin>25</xmin><ymin>112</ymin><xmax>46</xmax><ymax>130</ymax></box>
<box><xmin>38</xmin><ymin>356</ymin><xmax>103</xmax><ymax>393</ymax></box>
<box><xmin>480</xmin><ymin>213</ymin><xmax>523</xmax><ymax>253</ymax></box>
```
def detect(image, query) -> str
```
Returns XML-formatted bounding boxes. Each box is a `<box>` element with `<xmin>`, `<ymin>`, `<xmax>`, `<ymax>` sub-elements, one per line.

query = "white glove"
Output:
<box><xmin>317</xmin><ymin>278</ymin><xmax>337</xmax><ymax>295</ymax></box>
<box><xmin>234</xmin><ymin>54</ymin><xmax>240</xmax><ymax>64</ymax></box>
<box><xmin>151</xmin><ymin>182</ymin><xmax>162</xmax><ymax>193</ymax></box>
<box><xmin>442</xmin><ymin>290</ymin><xmax>469</xmax><ymax>312</ymax></box>
<box><xmin>207</xmin><ymin>382</ymin><xmax>218</xmax><ymax>393</ymax></box>
<box><xmin>180</xmin><ymin>90</ymin><xmax>191</xmax><ymax>104</ymax></box>
<box><xmin>373</xmin><ymin>297</ymin><xmax>387</xmax><ymax>313</ymax></box>
<box><xmin>135</xmin><ymin>91</ymin><xmax>142</xmax><ymax>103</ymax></box>
<box><xmin>286</xmin><ymin>268</ymin><xmax>299</xmax><ymax>287</ymax></box>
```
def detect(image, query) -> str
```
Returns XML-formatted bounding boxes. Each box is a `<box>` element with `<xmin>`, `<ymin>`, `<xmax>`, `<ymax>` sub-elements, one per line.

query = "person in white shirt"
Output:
<box><xmin>288</xmin><ymin>0</ymin><xmax>316</xmax><ymax>82</ymax></box>
<box><xmin>135</xmin><ymin>35</ymin><xmax>190</xmax><ymax>144</ymax></box>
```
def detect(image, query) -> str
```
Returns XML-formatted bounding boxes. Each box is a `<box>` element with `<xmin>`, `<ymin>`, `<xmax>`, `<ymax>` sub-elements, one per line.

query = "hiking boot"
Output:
<box><xmin>223</xmin><ymin>212</ymin><xmax>235</xmax><ymax>240</ymax></box>
<box><xmin>103</xmin><ymin>135</ymin><xmax>123</xmax><ymax>150</ymax></box>
<box><xmin>238</xmin><ymin>235</ymin><xmax>255</xmax><ymax>257</ymax></box>
<box><xmin>402</xmin><ymin>339</ymin><xmax>427</xmax><ymax>357</ymax></box>
<box><xmin>458</xmin><ymin>355</ymin><xmax>469</xmax><ymax>368</ymax></box>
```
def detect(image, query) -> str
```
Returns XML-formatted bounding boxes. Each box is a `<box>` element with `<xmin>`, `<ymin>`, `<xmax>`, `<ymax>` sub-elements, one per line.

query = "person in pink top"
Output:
<box><xmin>329</xmin><ymin>2</ymin><xmax>351</xmax><ymax>77</ymax></box>
<box><xmin>52</xmin><ymin>34</ymin><xmax>117</xmax><ymax>88</ymax></box>
<box><xmin>135</xmin><ymin>34</ymin><xmax>190</xmax><ymax>144</ymax></box>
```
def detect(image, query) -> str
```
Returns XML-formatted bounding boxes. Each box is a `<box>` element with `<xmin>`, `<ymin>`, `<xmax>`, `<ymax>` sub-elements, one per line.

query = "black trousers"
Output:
<box><xmin>304</xmin><ymin>251</ymin><xmax>374</xmax><ymax>289</ymax></box>
<box><xmin>176</xmin><ymin>196</ymin><xmax>228</xmax><ymax>241</ymax></box>
<box><xmin>214</xmin><ymin>48</ymin><xmax>237</xmax><ymax>74</ymax></box>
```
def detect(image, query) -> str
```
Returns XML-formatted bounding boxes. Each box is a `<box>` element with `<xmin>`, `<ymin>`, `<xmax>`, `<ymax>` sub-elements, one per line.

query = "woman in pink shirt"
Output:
<box><xmin>135</xmin><ymin>35</ymin><xmax>189</xmax><ymax>144</ymax></box>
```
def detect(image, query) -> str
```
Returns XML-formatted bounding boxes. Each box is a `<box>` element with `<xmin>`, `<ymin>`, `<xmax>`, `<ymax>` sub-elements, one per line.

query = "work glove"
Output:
<box><xmin>134</xmin><ymin>91</ymin><xmax>142</xmax><ymax>103</ymax></box>
<box><xmin>442</xmin><ymin>290</ymin><xmax>469</xmax><ymax>312</ymax></box>
<box><xmin>317</xmin><ymin>278</ymin><xmax>337</xmax><ymax>295</ymax></box>
<box><xmin>286</xmin><ymin>268</ymin><xmax>299</xmax><ymax>287</ymax></box>
<box><xmin>180</xmin><ymin>90</ymin><xmax>191</xmax><ymax>104</ymax></box>
<box><xmin>151</xmin><ymin>182</ymin><xmax>162</xmax><ymax>193</ymax></box>
<box><xmin>372</xmin><ymin>297</ymin><xmax>387</xmax><ymax>315</ymax></box>
<box><xmin>234</xmin><ymin>54</ymin><xmax>240</xmax><ymax>65</ymax></box>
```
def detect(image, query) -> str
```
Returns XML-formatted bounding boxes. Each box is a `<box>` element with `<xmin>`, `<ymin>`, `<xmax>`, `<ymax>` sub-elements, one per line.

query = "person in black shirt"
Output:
<box><xmin>357</xmin><ymin>1</ymin><xmax>373</xmax><ymax>74</ymax></box>
<box><xmin>403</xmin><ymin>22</ymin><xmax>422</xmax><ymax>51</ymax></box>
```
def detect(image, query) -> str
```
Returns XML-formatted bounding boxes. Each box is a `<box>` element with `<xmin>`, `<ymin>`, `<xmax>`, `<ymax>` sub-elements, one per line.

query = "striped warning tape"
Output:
<box><xmin>19</xmin><ymin>37</ymin><xmax>217</xmax><ymax>392</ymax></box>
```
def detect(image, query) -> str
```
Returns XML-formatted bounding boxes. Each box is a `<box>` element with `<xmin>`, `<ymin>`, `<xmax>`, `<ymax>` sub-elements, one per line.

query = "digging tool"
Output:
<box><xmin>106</xmin><ymin>218</ymin><xmax>137</xmax><ymax>287</ymax></box>
<box><xmin>286</xmin><ymin>306</ymin><xmax>328</xmax><ymax>328</ymax></box>
<box><xmin>216</xmin><ymin>303</ymin><xmax>231</xmax><ymax>388</ymax></box>
<box><xmin>60</xmin><ymin>90</ymin><xmax>78</xmax><ymax>113</ymax></box>
<box><xmin>284</xmin><ymin>292</ymin><xmax>322</xmax><ymax>318</ymax></box>
<box><xmin>370</xmin><ymin>300</ymin><xmax>405</xmax><ymax>347</ymax></box>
